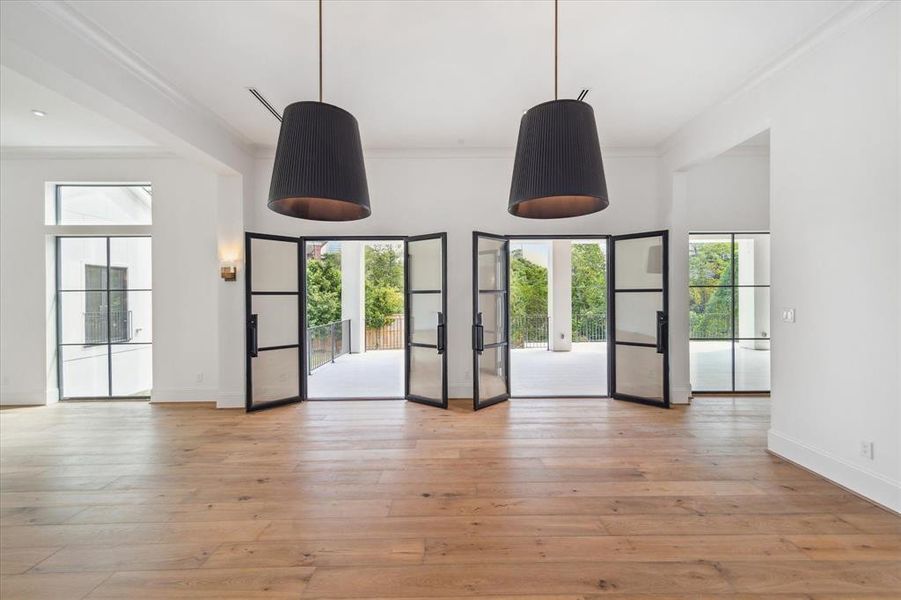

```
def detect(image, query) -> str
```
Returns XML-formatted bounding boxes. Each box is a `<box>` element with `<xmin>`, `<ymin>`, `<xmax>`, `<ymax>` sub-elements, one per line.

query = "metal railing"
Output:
<box><xmin>573</xmin><ymin>312</ymin><xmax>607</xmax><ymax>342</ymax></box>
<box><xmin>85</xmin><ymin>310</ymin><xmax>132</xmax><ymax>344</ymax></box>
<box><xmin>511</xmin><ymin>315</ymin><xmax>549</xmax><ymax>349</ymax></box>
<box><xmin>689</xmin><ymin>312</ymin><xmax>732</xmax><ymax>339</ymax></box>
<box><xmin>365</xmin><ymin>315</ymin><xmax>404</xmax><ymax>350</ymax></box>
<box><xmin>308</xmin><ymin>319</ymin><xmax>350</xmax><ymax>374</ymax></box>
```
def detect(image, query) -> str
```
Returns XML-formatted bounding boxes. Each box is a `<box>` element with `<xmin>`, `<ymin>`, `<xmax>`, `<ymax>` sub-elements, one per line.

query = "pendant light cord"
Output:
<box><xmin>554</xmin><ymin>0</ymin><xmax>558</xmax><ymax>100</ymax></box>
<box><xmin>319</xmin><ymin>0</ymin><xmax>323</xmax><ymax>103</ymax></box>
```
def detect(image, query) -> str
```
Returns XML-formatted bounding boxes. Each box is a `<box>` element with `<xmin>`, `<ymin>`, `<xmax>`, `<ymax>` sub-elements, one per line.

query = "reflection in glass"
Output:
<box><xmin>251</xmin><ymin>348</ymin><xmax>299</xmax><ymax>405</ymax></box>
<box><xmin>409</xmin><ymin>345</ymin><xmax>442</xmax><ymax>399</ymax></box>
<box><xmin>410</xmin><ymin>293</ymin><xmax>441</xmax><ymax>345</ymax></box>
<box><xmin>478</xmin><ymin>345</ymin><xmax>507</xmax><ymax>400</ymax></box>
<box><xmin>478</xmin><ymin>237</ymin><xmax>506</xmax><ymax>290</ymax></box>
<box><xmin>253</xmin><ymin>238</ymin><xmax>298</xmax><ymax>292</ymax></box>
<box><xmin>615</xmin><ymin>236</ymin><xmax>663</xmax><ymax>290</ymax></box>
<box><xmin>408</xmin><ymin>237</ymin><xmax>443</xmax><ymax>291</ymax></box>
<box><xmin>252</xmin><ymin>295</ymin><xmax>298</xmax><ymax>348</ymax></box>
<box><xmin>613</xmin><ymin>291</ymin><xmax>661</xmax><ymax>344</ymax></box>
<box><xmin>478</xmin><ymin>292</ymin><xmax>507</xmax><ymax>345</ymax></box>
<box><xmin>614</xmin><ymin>344</ymin><xmax>663</xmax><ymax>400</ymax></box>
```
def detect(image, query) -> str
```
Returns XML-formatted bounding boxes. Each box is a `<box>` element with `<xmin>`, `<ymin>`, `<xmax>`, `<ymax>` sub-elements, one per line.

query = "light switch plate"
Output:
<box><xmin>781</xmin><ymin>308</ymin><xmax>795</xmax><ymax>323</ymax></box>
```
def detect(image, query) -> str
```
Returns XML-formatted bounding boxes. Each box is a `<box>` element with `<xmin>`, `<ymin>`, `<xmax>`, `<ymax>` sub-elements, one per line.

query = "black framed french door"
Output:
<box><xmin>245</xmin><ymin>232</ymin><xmax>303</xmax><ymax>412</ymax></box>
<box><xmin>404</xmin><ymin>233</ymin><xmax>448</xmax><ymax>408</ymax></box>
<box><xmin>472</xmin><ymin>232</ymin><xmax>511</xmax><ymax>410</ymax></box>
<box><xmin>609</xmin><ymin>230</ymin><xmax>670</xmax><ymax>408</ymax></box>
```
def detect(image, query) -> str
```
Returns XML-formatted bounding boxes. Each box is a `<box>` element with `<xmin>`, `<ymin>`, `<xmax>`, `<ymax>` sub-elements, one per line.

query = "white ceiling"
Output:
<box><xmin>0</xmin><ymin>66</ymin><xmax>155</xmax><ymax>147</ymax></box>
<box><xmin>3</xmin><ymin>0</ymin><xmax>847</xmax><ymax>151</ymax></box>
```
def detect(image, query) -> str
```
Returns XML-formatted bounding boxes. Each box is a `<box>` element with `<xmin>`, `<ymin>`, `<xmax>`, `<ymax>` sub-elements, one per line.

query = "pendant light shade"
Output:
<box><xmin>268</xmin><ymin>101</ymin><xmax>371</xmax><ymax>221</ymax></box>
<box><xmin>508</xmin><ymin>99</ymin><xmax>608</xmax><ymax>219</ymax></box>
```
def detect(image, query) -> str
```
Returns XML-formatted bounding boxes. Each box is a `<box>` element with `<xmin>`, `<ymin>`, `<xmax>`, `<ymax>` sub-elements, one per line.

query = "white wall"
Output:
<box><xmin>661</xmin><ymin>3</ymin><xmax>900</xmax><ymax>511</ymax></box>
<box><xmin>0</xmin><ymin>155</ymin><xmax>245</xmax><ymax>406</ymax></box>
<box><xmin>248</xmin><ymin>150</ymin><xmax>661</xmax><ymax>397</ymax></box>
<box><xmin>686</xmin><ymin>152</ymin><xmax>770</xmax><ymax>231</ymax></box>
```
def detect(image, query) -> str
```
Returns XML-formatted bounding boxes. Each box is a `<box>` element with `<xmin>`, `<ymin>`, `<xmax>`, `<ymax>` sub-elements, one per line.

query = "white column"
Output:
<box><xmin>549</xmin><ymin>240</ymin><xmax>572</xmax><ymax>352</ymax></box>
<box><xmin>341</xmin><ymin>241</ymin><xmax>365</xmax><ymax>354</ymax></box>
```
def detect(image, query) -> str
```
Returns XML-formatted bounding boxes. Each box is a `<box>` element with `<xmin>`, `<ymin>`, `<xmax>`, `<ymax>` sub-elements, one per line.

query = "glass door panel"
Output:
<box><xmin>610</xmin><ymin>231</ymin><xmax>669</xmax><ymax>407</ymax></box>
<box><xmin>472</xmin><ymin>232</ymin><xmax>510</xmax><ymax>410</ymax></box>
<box><xmin>405</xmin><ymin>233</ymin><xmax>447</xmax><ymax>408</ymax></box>
<box><xmin>245</xmin><ymin>233</ymin><xmax>302</xmax><ymax>412</ymax></box>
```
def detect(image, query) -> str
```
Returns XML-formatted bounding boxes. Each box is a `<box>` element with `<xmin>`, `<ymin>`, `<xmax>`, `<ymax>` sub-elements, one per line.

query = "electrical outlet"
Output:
<box><xmin>859</xmin><ymin>441</ymin><xmax>874</xmax><ymax>460</ymax></box>
<box><xmin>781</xmin><ymin>308</ymin><xmax>795</xmax><ymax>323</ymax></box>
<box><xmin>195</xmin><ymin>372</ymin><xmax>204</xmax><ymax>384</ymax></box>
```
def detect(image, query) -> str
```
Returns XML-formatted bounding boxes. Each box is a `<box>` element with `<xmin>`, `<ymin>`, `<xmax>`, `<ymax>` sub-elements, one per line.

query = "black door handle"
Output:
<box><xmin>437</xmin><ymin>312</ymin><xmax>446</xmax><ymax>354</ymax></box>
<box><xmin>472</xmin><ymin>312</ymin><xmax>485</xmax><ymax>353</ymax></box>
<box><xmin>656</xmin><ymin>310</ymin><xmax>666</xmax><ymax>354</ymax></box>
<box><xmin>249</xmin><ymin>313</ymin><xmax>259</xmax><ymax>357</ymax></box>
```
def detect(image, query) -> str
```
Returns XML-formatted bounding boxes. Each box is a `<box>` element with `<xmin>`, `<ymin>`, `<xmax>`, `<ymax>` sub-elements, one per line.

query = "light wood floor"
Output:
<box><xmin>1</xmin><ymin>397</ymin><xmax>899</xmax><ymax>599</ymax></box>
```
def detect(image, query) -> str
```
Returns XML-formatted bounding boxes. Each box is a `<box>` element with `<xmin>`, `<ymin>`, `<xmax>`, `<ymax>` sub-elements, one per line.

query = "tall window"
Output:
<box><xmin>689</xmin><ymin>232</ymin><xmax>770</xmax><ymax>392</ymax></box>
<box><xmin>55</xmin><ymin>184</ymin><xmax>152</xmax><ymax>399</ymax></box>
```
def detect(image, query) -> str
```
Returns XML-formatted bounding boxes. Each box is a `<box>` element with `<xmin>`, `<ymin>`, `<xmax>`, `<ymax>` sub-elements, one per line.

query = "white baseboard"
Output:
<box><xmin>670</xmin><ymin>384</ymin><xmax>692</xmax><ymax>405</ymax></box>
<box><xmin>768</xmin><ymin>429</ymin><xmax>901</xmax><ymax>513</ymax></box>
<box><xmin>150</xmin><ymin>388</ymin><xmax>220</xmax><ymax>403</ymax></box>
<box><xmin>216</xmin><ymin>391</ymin><xmax>245</xmax><ymax>409</ymax></box>
<box><xmin>0</xmin><ymin>389</ymin><xmax>47</xmax><ymax>406</ymax></box>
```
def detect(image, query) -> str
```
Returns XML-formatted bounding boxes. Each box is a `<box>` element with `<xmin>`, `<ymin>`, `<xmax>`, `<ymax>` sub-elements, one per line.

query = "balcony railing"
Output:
<box><xmin>84</xmin><ymin>310</ymin><xmax>132</xmax><ymax>344</ymax></box>
<box><xmin>365</xmin><ymin>315</ymin><xmax>404</xmax><ymax>350</ymax></box>
<box><xmin>512</xmin><ymin>312</ymin><xmax>607</xmax><ymax>349</ymax></box>
<box><xmin>573</xmin><ymin>312</ymin><xmax>607</xmax><ymax>343</ymax></box>
<box><xmin>308</xmin><ymin>319</ymin><xmax>350</xmax><ymax>374</ymax></box>
<box><xmin>511</xmin><ymin>315</ymin><xmax>549</xmax><ymax>349</ymax></box>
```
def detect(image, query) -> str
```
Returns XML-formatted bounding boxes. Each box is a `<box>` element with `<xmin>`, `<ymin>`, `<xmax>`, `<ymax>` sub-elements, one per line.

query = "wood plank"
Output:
<box><xmin>203</xmin><ymin>538</ymin><xmax>425</xmax><ymax>568</ymax></box>
<box><xmin>301</xmin><ymin>562</ymin><xmax>732</xmax><ymax>597</ymax></box>
<box><xmin>0</xmin><ymin>571</ymin><xmax>111</xmax><ymax>600</ymax></box>
<box><xmin>1</xmin><ymin>397</ymin><xmax>897</xmax><ymax>599</ymax></box>
<box><xmin>84</xmin><ymin>566</ymin><xmax>315</xmax><ymax>599</ymax></box>
<box><xmin>422</xmin><ymin>534</ymin><xmax>806</xmax><ymax>563</ymax></box>
<box><xmin>0</xmin><ymin>546</ymin><xmax>61</xmax><ymax>575</ymax></box>
<box><xmin>32</xmin><ymin>542</ymin><xmax>216</xmax><ymax>573</ymax></box>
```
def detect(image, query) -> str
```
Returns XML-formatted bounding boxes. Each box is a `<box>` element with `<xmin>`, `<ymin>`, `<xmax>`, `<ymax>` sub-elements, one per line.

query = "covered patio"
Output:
<box><xmin>307</xmin><ymin>349</ymin><xmax>404</xmax><ymax>399</ymax></box>
<box><xmin>511</xmin><ymin>342</ymin><xmax>607</xmax><ymax>397</ymax></box>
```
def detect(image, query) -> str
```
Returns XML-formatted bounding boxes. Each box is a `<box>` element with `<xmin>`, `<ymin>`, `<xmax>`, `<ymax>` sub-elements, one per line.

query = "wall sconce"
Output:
<box><xmin>220</xmin><ymin>264</ymin><xmax>237</xmax><ymax>282</ymax></box>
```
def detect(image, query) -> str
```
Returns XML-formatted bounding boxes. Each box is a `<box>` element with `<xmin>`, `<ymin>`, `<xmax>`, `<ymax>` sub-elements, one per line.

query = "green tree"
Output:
<box><xmin>306</xmin><ymin>252</ymin><xmax>341</xmax><ymax>327</ymax></box>
<box><xmin>509</xmin><ymin>249</ymin><xmax>548</xmax><ymax>346</ymax></box>
<box><xmin>688</xmin><ymin>241</ymin><xmax>735</xmax><ymax>337</ymax></box>
<box><xmin>570</xmin><ymin>243</ymin><xmax>607</xmax><ymax>340</ymax></box>
<box><xmin>365</xmin><ymin>244</ymin><xmax>404</xmax><ymax>329</ymax></box>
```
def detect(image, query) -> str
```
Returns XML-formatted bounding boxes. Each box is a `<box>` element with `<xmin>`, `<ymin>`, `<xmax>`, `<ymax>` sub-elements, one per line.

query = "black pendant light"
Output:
<box><xmin>508</xmin><ymin>0</ymin><xmax>608</xmax><ymax>219</ymax></box>
<box><xmin>268</xmin><ymin>0</ymin><xmax>370</xmax><ymax>221</ymax></box>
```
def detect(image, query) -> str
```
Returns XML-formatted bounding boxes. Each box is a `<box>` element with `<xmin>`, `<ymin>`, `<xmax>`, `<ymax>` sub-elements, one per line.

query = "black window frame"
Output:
<box><xmin>57</xmin><ymin>235</ymin><xmax>152</xmax><ymax>400</ymax></box>
<box><xmin>689</xmin><ymin>231</ymin><xmax>770</xmax><ymax>393</ymax></box>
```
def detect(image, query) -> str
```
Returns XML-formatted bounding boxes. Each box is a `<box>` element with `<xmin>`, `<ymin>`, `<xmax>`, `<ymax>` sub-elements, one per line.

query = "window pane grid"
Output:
<box><xmin>57</xmin><ymin>230</ymin><xmax>152</xmax><ymax>400</ymax></box>
<box><xmin>689</xmin><ymin>232</ymin><xmax>770</xmax><ymax>393</ymax></box>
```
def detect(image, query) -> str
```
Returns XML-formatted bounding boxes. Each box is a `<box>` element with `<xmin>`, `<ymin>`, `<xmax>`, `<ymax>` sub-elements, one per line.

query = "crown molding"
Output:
<box><xmin>252</xmin><ymin>145</ymin><xmax>658</xmax><ymax>160</ymax></box>
<box><xmin>32</xmin><ymin>0</ymin><xmax>255</xmax><ymax>151</ymax></box>
<box><xmin>657</xmin><ymin>0</ymin><xmax>889</xmax><ymax>156</ymax></box>
<box><xmin>0</xmin><ymin>145</ymin><xmax>177</xmax><ymax>160</ymax></box>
